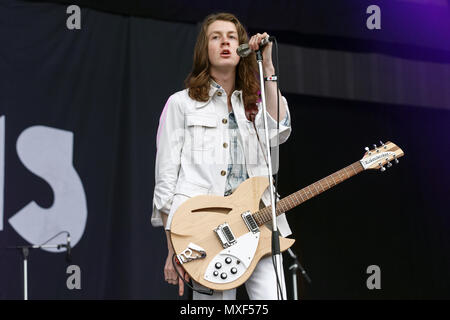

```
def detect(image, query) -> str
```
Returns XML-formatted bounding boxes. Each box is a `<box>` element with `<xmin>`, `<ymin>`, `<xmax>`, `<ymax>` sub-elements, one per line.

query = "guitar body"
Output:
<box><xmin>170</xmin><ymin>176</ymin><xmax>295</xmax><ymax>291</ymax></box>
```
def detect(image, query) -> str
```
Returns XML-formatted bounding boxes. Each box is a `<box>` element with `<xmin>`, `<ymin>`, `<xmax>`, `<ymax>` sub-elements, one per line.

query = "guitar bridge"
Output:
<box><xmin>214</xmin><ymin>223</ymin><xmax>236</xmax><ymax>248</ymax></box>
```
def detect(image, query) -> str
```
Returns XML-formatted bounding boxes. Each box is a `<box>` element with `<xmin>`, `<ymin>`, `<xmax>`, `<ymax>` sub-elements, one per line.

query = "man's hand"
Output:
<box><xmin>248</xmin><ymin>32</ymin><xmax>275</xmax><ymax>75</ymax></box>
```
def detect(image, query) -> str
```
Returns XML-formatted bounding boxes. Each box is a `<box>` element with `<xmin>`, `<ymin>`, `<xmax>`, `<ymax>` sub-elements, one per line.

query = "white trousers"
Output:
<box><xmin>193</xmin><ymin>255</ymin><xmax>286</xmax><ymax>300</ymax></box>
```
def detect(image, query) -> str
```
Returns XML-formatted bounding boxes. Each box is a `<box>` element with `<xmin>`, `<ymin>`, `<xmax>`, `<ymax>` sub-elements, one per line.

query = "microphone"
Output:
<box><xmin>66</xmin><ymin>233</ymin><xmax>72</xmax><ymax>263</ymax></box>
<box><xmin>236</xmin><ymin>36</ymin><xmax>274</xmax><ymax>57</ymax></box>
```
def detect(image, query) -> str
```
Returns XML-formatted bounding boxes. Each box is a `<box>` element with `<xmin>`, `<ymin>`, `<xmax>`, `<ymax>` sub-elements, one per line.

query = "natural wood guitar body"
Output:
<box><xmin>170</xmin><ymin>176</ymin><xmax>295</xmax><ymax>291</ymax></box>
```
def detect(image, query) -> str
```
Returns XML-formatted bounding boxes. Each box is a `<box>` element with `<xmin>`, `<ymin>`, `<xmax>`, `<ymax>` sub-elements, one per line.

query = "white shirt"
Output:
<box><xmin>151</xmin><ymin>83</ymin><xmax>293</xmax><ymax>237</ymax></box>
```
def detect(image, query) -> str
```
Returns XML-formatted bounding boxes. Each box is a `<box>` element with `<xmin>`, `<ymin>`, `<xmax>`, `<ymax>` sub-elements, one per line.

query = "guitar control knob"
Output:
<box><xmin>230</xmin><ymin>267</ymin><xmax>237</xmax><ymax>274</ymax></box>
<box><xmin>213</xmin><ymin>271</ymin><xmax>219</xmax><ymax>277</ymax></box>
<box><xmin>215</xmin><ymin>262</ymin><xmax>222</xmax><ymax>269</ymax></box>
<box><xmin>221</xmin><ymin>273</ymin><xmax>227</xmax><ymax>279</ymax></box>
<box><xmin>225</xmin><ymin>257</ymin><xmax>232</xmax><ymax>264</ymax></box>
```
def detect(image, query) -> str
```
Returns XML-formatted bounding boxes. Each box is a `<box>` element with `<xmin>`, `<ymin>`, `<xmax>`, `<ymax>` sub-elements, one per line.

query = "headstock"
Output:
<box><xmin>360</xmin><ymin>141</ymin><xmax>404</xmax><ymax>171</ymax></box>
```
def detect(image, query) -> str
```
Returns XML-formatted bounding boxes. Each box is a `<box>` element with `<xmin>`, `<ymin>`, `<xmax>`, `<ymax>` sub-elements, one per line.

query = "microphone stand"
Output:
<box><xmin>8</xmin><ymin>242</ymin><xmax>68</xmax><ymax>300</ymax></box>
<box><xmin>255</xmin><ymin>48</ymin><xmax>284</xmax><ymax>300</ymax></box>
<box><xmin>287</xmin><ymin>248</ymin><xmax>312</xmax><ymax>300</ymax></box>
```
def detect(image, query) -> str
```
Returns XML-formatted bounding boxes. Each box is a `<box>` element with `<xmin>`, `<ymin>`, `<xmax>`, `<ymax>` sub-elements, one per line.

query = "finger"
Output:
<box><xmin>255</xmin><ymin>33</ymin><xmax>262</xmax><ymax>49</ymax></box>
<box><xmin>170</xmin><ymin>272</ymin><xmax>179</xmax><ymax>285</ymax></box>
<box><xmin>249</xmin><ymin>36</ymin><xmax>256</xmax><ymax>50</ymax></box>
<box><xmin>251</xmin><ymin>34</ymin><xmax>260</xmax><ymax>50</ymax></box>
<box><xmin>178</xmin><ymin>276</ymin><xmax>184</xmax><ymax>296</ymax></box>
<box><xmin>164</xmin><ymin>271</ymin><xmax>171</xmax><ymax>283</ymax></box>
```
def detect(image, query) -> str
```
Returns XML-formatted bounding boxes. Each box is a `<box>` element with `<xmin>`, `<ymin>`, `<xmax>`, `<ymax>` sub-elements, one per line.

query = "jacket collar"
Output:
<box><xmin>194</xmin><ymin>80</ymin><xmax>242</xmax><ymax>109</ymax></box>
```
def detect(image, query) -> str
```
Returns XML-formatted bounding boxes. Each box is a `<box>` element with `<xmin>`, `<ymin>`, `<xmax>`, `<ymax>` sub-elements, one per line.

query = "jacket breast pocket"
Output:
<box><xmin>186</xmin><ymin>113</ymin><xmax>217</xmax><ymax>151</ymax></box>
<box><xmin>185</xmin><ymin>112</ymin><xmax>217</xmax><ymax>163</ymax></box>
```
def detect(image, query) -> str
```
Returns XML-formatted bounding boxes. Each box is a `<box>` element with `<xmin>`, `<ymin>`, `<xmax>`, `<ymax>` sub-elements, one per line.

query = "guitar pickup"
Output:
<box><xmin>241</xmin><ymin>211</ymin><xmax>260</xmax><ymax>234</ymax></box>
<box><xmin>214</xmin><ymin>223</ymin><xmax>236</xmax><ymax>248</ymax></box>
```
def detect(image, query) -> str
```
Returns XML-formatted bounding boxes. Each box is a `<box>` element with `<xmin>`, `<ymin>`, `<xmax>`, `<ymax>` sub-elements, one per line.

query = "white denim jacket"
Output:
<box><xmin>151</xmin><ymin>83</ymin><xmax>293</xmax><ymax>237</ymax></box>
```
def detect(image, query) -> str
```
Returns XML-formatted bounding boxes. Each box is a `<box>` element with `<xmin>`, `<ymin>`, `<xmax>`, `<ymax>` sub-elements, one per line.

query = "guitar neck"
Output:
<box><xmin>253</xmin><ymin>161</ymin><xmax>364</xmax><ymax>226</ymax></box>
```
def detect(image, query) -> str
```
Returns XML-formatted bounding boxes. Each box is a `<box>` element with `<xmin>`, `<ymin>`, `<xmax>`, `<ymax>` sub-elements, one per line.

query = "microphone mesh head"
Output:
<box><xmin>236</xmin><ymin>44</ymin><xmax>252</xmax><ymax>57</ymax></box>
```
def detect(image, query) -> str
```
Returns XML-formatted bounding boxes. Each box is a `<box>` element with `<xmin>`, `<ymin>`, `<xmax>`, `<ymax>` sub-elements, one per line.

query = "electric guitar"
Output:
<box><xmin>170</xmin><ymin>141</ymin><xmax>404</xmax><ymax>291</ymax></box>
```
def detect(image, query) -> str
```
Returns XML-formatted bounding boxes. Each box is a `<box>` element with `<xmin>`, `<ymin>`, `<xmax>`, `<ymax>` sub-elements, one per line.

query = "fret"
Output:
<box><xmin>307</xmin><ymin>186</ymin><xmax>314</xmax><ymax>198</ymax></box>
<box><xmin>301</xmin><ymin>190</ymin><xmax>309</xmax><ymax>200</ymax></box>
<box><xmin>351</xmin><ymin>163</ymin><xmax>357</xmax><ymax>175</ymax></box>
<box><xmin>293</xmin><ymin>192</ymin><xmax>300</xmax><ymax>205</ymax></box>
<box><xmin>344</xmin><ymin>167</ymin><xmax>350</xmax><ymax>179</ymax></box>
<box><xmin>255</xmin><ymin>212</ymin><xmax>261</xmax><ymax>225</ymax></box>
<box><xmin>259</xmin><ymin>213</ymin><xmax>265</xmax><ymax>225</ymax></box>
<box><xmin>318</xmin><ymin>179</ymin><xmax>326</xmax><ymax>192</ymax></box>
<box><xmin>298</xmin><ymin>191</ymin><xmax>305</xmax><ymax>202</ymax></box>
<box><xmin>312</xmin><ymin>183</ymin><xmax>319</xmax><ymax>195</ymax></box>
<box><xmin>330</xmin><ymin>174</ymin><xmax>337</xmax><ymax>185</ymax></box>
<box><xmin>324</xmin><ymin>178</ymin><xmax>330</xmax><ymax>190</ymax></box>
<box><xmin>259</xmin><ymin>214</ymin><xmax>264</xmax><ymax>225</ymax></box>
<box><xmin>254</xmin><ymin>213</ymin><xmax>261</xmax><ymax>225</ymax></box>
<box><xmin>291</xmin><ymin>194</ymin><xmax>297</xmax><ymax>207</ymax></box>
<box><xmin>330</xmin><ymin>173</ymin><xmax>336</xmax><ymax>184</ymax></box>
<box><xmin>258</xmin><ymin>211</ymin><xmax>265</xmax><ymax>224</ymax></box>
<box><xmin>261</xmin><ymin>211</ymin><xmax>266</xmax><ymax>223</ymax></box>
<box><xmin>287</xmin><ymin>197</ymin><xmax>293</xmax><ymax>210</ymax></box>
<box><xmin>264</xmin><ymin>210</ymin><xmax>270</xmax><ymax>222</ymax></box>
<box><xmin>324</xmin><ymin>177</ymin><xmax>331</xmax><ymax>189</ymax></box>
<box><xmin>280</xmin><ymin>199</ymin><xmax>288</xmax><ymax>212</ymax></box>
<box><xmin>277</xmin><ymin>200</ymin><xmax>284</xmax><ymax>213</ymax></box>
<box><xmin>289</xmin><ymin>195</ymin><xmax>295</xmax><ymax>208</ymax></box>
<box><xmin>284</xmin><ymin>196</ymin><xmax>295</xmax><ymax>211</ymax></box>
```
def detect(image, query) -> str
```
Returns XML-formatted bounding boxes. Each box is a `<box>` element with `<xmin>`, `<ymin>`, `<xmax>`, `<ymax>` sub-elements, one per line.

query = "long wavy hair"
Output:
<box><xmin>185</xmin><ymin>13</ymin><xmax>259</xmax><ymax>121</ymax></box>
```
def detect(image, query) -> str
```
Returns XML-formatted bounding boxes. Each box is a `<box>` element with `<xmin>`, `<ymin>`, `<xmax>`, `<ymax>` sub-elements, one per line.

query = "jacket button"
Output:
<box><xmin>217</xmin><ymin>91</ymin><xmax>222</xmax><ymax>96</ymax></box>
<box><xmin>223</xmin><ymin>142</ymin><xmax>228</xmax><ymax>148</ymax></box>
<box><xmin>220</xmin><ymin>170</ymin><xmax>226</xmax><ymax>176</ymax></box>
<box><xmin>222</xmin><ymin>118</ymin><xmax>228</xmax><ymax>124</ymax></box>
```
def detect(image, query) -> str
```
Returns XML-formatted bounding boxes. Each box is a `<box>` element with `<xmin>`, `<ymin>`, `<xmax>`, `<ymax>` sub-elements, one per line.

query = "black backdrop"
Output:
<box><xmin>0</xmin><ymin>0</ymin><xmax>449</xmax><ymax>299</ymax></box>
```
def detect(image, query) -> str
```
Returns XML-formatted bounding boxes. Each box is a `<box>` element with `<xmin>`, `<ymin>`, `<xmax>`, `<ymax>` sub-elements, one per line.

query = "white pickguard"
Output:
<box><xmin>204</xmin><ymin>232</ymin><xmax>260</xmax><ymax>284</ymax></box>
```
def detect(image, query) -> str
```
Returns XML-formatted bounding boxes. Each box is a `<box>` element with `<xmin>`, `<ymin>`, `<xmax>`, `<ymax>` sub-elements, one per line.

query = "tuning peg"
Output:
<box><xmin>380</xmin><ymin>140</ymin><xmax>387</xmax><ymax>149</ymax></box>
<box><xmin>380</xmin><ymin>165</ymin><xmax>386</xmax><ymax>172</ymax></box>
<box><xmin>373</xmin><ymin>144</ymin><xmax>380</xmax><ymax>152</ymax></box>
<box><xmin>365</xmin><ymin>147</ymin><xmax>371</xmax><ymax>155</ymax></box>
<box><xmin>387</xmin><ymin>161</ymin><xmax>392</xmax><ymax>168</ymax></box>
<box><xmin>393</xmin><ymin>155</ymin><xmax>399</xmax><ymax>164</ymax></box>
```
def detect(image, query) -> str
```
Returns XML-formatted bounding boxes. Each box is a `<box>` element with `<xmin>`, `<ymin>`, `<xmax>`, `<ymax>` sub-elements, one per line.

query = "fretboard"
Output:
<box><xmin>253</xmin><ymin>161</ymin><xmax>364</xmax><ymax>226</ymax></box>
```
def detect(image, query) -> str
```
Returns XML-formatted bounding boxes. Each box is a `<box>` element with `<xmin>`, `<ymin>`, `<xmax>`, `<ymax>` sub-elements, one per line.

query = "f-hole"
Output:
<box><xmin>191</xmin><ymin>207</ymin><xmax>232</xmax><ymax>215</ymax></box>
